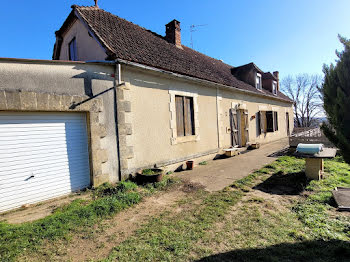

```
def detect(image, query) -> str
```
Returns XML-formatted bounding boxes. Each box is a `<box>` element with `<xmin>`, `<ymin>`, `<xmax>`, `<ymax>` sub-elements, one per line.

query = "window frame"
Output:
<box><xmin>256</xmin><ymin>73</ymin><xmax>262</xmax><ymax>90</ymax></box>
<box><xmin>68</xmin><ymin>37</ymin><xmax>78</xmax><ymax>61</ymax></box>
<box><xmin>169</xmin><ymin>90</ymin><xmax>199</xmax><ymax>145</ymax></box>
<box><xmin>272</xmin><ymin>81</ymin><xmax>278</xmax><ymax>95</ymax></box>
<box><xmin>175</xmin><ymin>95</ymin><xmax>195</xmax><ymax>137</ymax></box>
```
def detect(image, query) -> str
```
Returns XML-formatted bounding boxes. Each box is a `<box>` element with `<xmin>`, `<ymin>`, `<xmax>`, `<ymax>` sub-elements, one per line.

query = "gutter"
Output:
<box><xmin>115</xmin><ymin>59</ymin><xmax>293</xmax><ymax>104</ymax></box>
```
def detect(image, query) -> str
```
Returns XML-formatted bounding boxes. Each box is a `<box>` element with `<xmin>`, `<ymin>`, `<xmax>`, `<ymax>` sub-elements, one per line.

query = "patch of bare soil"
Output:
<box><xmin>30</xmin><ymin>180</ymin><xmax>203</xmax><ymax>262</ymax></box>
<box><xmin>0</xmin><ymin>192</ymin><xmax>92</xmax><ymax>224</ymax></box>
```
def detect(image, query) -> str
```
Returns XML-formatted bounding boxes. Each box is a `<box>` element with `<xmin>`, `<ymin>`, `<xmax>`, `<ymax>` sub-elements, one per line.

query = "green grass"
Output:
<box><xmin>199</xmin><ymin>161</ymin><xmax>208</xmax><ymax>165</ymax></box>
<box><xmin>103</xmin><ymin>189</ymin><xmax>243</xmax><ymax>261</ymax></box>
<box><xmin>103</xmin><ymin>156</ymin><xmax>350</xmax><ymax>262</ymax></box>
<box><xmin>0</xmin><ymin>177</ymin><xmax>177</xmax><ymax>262</ymax></box>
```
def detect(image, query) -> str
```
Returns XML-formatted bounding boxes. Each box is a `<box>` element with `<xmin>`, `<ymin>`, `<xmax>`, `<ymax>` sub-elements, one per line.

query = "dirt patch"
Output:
<box><xmin>0</xmin><ymin>192</ymin><xmax>92</xmax><ymax>224</ymax></box>
<box><xmin>27</xmin><ymin>181</ymin><xmax>202</xmax><ymax>262</ymax></box>
<box><xmin>181</xmin><ymin>179</ymin><xmax>206</xmax><ymax>193</ymax></box>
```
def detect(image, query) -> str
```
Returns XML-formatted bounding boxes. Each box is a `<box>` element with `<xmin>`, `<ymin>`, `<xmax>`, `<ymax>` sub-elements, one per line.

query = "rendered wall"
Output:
<box><xmin>121</xmin><ymin>66</ymin><xmax>293</xmax><ymax>173</ymax></box>
<box><xmin>218</xmin><ymin>89</ymin><xmax>293</xmax><ymax>148</ymax></box>
<box><xmin>0</xmin><ymin>59</ymin><xmax>119</xmax><ymax>184</ymax></box>
<box><xmin>58</xmin><ymin>19</ymin><xmax>107</xmax><ymax>61</ymax></box>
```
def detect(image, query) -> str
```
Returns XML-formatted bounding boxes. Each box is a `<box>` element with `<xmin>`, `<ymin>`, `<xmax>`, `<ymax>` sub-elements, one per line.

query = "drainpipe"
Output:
<box><xmin>216</xmin><ymin>86</ymin><xmax>221</xmax><ymax>149</ymax></box>
<box><xmin>114</xmin><ymin>62</ymin><xmax>122</xmax><ymax>181</ymax></box>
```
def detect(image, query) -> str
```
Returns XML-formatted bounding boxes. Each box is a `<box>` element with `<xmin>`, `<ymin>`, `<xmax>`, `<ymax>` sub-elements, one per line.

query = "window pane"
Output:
<box><xmin>184</xmin><ymin>97</ymin><xmax>195</xmax><ymax>136</ymax></box>
<box><xmin>69</xmin><ymin>38</ymin><xmax>77</xmax><ymax>61</ymax></box>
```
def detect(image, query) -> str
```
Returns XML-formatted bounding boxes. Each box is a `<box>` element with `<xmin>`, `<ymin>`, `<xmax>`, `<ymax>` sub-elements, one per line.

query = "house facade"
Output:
<box><xmin>0</xmin><ymin>4</ymin><xmax>293</xmax><ymax>212</ymax></box>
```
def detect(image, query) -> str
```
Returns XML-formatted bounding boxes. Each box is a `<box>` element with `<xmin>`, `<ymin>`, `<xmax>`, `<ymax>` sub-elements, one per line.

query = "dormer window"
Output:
<box><xmin>256</xmin><ymin>73</ymin><xmax>262</xmax><ymax>90</ymax></box>
<box><xmin>68</xmin><ymin>38</ymin><xmax>77</xmax><ymax>61</ymax></box>
<box><xmin>272</xmin><ymin>81</ymin><xmax>277</xmax><ymax>95</ymax></box>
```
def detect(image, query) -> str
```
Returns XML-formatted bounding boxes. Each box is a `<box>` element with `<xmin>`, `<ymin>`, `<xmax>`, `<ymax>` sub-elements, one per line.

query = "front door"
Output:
<box><xmin>230</xmin><ymin>108</ymin><xmax>249</xmax><ymax>147</ymax></box>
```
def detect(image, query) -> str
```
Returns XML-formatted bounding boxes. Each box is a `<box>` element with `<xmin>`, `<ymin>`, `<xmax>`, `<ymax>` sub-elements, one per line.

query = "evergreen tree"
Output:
<box><xmin>321</xmin><ymin>35</ymin><xmax>350</xmax><ymax>163</ymax></box>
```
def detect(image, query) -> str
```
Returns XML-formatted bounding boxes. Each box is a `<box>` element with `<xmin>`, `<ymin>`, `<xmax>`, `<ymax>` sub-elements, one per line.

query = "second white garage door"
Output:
<box><xmin>0</xmin><ymin>112</ymin><xmax>91</xmax><ymax>213</ymax></box>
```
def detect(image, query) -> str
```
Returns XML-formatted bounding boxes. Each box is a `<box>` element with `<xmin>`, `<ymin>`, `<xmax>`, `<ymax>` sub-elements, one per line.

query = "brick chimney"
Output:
<box><xmin>165</xmin><ymin>20</ymin><xmax>182</xmax><ymax>48</ymax></box>
<box><xmin>273</xmin><ymin>71</ymin><xmax>280</xmax><ymax>91</ymax></box>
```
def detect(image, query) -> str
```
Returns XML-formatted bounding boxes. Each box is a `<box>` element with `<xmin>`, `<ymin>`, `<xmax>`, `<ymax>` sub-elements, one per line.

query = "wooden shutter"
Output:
<box><xmin>175</xmin><ymin>96</ymin><xmax>184</xmax><ymax>137</ymax></box>
<box><xmin>257</xmin><ymin>111</ymin><xmax>262</xmax><ymax>135</ymax></box>
<box><xmin>286</xmin><ymin>112</ymin><xmax>290</xmax><ymax>136</ymax></box>
<box><xmin>230</xmin><ymin>108</ymin><xmax>239</xmax><ymax>146</ymax></box>
<box><xmin>184</xmin><ymin>97</ymin><xmax>195</xmax><ymax>136</ymax></box>
<box><xmin>274</xmin><ymin>112</ymin><xmax>278</xmax><ymax>131</ymax></box>
<box><xmin>266</xmin><ymin>111</ymin><xmax>274</xmax><ymax>132</ymax></box>
<box><xmin>244</xmin><ymin>110</ymin><xmax>249</xmax><ymax>143</ymax></box>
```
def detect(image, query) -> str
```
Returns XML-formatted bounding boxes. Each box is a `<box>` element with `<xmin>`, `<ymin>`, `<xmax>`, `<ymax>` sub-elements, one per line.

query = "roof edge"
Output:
<box><xmin>116</xmin><ymin>59</ymin><xmax>293</xmax><ymax>104</ymax></box>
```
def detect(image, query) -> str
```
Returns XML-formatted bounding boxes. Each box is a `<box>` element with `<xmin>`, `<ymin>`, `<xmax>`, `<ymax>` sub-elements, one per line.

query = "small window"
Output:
<box><xmin>256</xmin><ymin>73</ymin><xmax>262</xmax><ymax>90</ymax></box>
<box><xmin>272</xmin><ymin>81</ymin><xmax>277</xmax><ymax>95</ymax></box>
<box><xmin>175</xmin><ymin>95</ymin><xmax>195</xmax><ymax>137</ymax></box>
<box><xmin>68</xmin><ymin>38</ymin><xmax>77</xmax><ymax>61</ymax></box>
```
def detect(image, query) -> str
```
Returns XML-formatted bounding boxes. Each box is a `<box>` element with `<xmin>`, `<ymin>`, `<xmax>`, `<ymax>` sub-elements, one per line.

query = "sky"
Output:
<box><xmin>1</xmin><ymin>0</ymin><xmax>349</xmax><ymax>80</ymax></box>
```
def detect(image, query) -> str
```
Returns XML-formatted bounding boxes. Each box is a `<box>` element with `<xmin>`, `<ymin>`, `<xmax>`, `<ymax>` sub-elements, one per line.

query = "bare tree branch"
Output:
<box><xmin>281</xmin><ymin>74</ymin><xmax>323</xmax><ymax>127</ymax></box>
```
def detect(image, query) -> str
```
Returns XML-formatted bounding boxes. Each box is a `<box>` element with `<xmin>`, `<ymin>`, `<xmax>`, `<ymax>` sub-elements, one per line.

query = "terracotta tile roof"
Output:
<box><xmin>54</xmin><ymin>5</ymin><xmax>292</xmax><ymax>102</ymax></box>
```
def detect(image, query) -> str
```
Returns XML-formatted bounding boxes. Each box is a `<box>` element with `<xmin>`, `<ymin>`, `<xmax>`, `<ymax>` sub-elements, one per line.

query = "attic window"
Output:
<box><xmin>272</xmin><ymin>81</ymin><xmax>277</xmax><ymax>95</ymax></box>
<box><xmin>68</xmin><ymin>38</ymin><xmax>77</xmax><ymax>61</ymax></box>
<box><xmin>256</xmin><ymin>73</ymin><xmax>262</xmax><ymax>90</ymax></box>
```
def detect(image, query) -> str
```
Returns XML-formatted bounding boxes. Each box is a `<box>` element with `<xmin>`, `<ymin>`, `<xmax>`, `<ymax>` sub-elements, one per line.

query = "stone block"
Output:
<box><xmin>61</xmin><ymin>95</ymin><xmax>73</xmax><ymax>110</ymax></box>
<box><xmin>92</xmin><ymin>174</ymin><xmax>110</xmax><ymax>187</ymax></box>
<box><xmin>89</xmin><ymin>112</ymin><xmax>100</xmax><ymax>124</ymax></box>
<box><xmin>6</xmin><ymin>91</ymin><xmax>21</xmax><ymax>110</ymax></box>
<box><xmin>120</xmin><ymin>159</ymin><xmax>129</xmax><ymax>170</ymax></box>
<box><xmin>48</xmin><ymin>94</ymin><xmax>62</xmax><ymax>110</ymax></box>
<box><xmin>120</xmin><ymin>146</ymin><xmax>134</xmax><ymax>159</ymax></box>
<box><xmin>116</xmin><ymin>88</ymin><xmax>125</xmax><ymax>100</ymax></box>
<box><xmin>0</xmin><ymin>90</ymin><xmax>7</xmax><ymax>109</ymax></box>
<box><xmin>36</xmin><ymin>93</ymin><xmax>49</xmax><ymax>110</ymax></box>
<box><xmin>119</xmin><ymin>100</ymin><xmax>131</xmax><ymax>112</ymax></box>
<box><xmin>20</xmin><ymin>92</ymin><xmax>37</xmax><ymax>110</ymax></box>
<box><xmin>118</xmin><ymin>123</ymin><xmax>132</xmax><ymax>135</ymax></box>
<box><xmin>94</xmin><ymin>149</ymin><xmax>108</xmax><ymax>164</ymax></box>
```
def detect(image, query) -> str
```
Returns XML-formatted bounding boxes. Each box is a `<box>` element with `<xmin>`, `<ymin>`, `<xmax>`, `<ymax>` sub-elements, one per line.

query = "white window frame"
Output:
<box><xmin>272</xmin><ymin>81</ymin><xmax>277</xmax><ymax>95</ymax></box>
<box><xmin>256</xmin><ymin>73</ymin><xmax>262</xmax><ymax>90</ymax></box>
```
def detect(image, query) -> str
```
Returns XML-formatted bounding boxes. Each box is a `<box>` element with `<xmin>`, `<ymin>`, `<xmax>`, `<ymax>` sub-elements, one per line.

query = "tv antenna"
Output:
<box><xmin>190</xmin><ymin>24</ymin><xmax>208</xmax><ymax>49</ymax></box>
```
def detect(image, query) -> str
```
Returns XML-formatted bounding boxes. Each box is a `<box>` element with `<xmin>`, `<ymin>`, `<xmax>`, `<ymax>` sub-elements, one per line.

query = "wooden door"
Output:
<box><xmin>230</xmin><ymin>108</ymin><xmax>239</xmax><ymax>147</ymax></box>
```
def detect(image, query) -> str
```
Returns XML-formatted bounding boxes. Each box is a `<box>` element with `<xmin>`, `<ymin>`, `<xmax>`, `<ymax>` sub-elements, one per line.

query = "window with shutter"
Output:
<box><xmin>175</xmin><ymin>95</ymin><xmax>194</xmax><ymax>137</ymax></box>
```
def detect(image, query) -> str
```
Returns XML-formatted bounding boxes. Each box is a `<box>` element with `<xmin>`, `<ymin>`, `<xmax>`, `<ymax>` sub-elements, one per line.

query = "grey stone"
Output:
<box><xmin>6</xmin><ymin>91</ymin><xmax>21</xmax><ymax>110</ymax></box>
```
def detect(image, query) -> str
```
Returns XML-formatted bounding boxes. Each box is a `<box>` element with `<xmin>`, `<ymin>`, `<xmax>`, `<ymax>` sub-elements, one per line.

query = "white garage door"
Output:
<box><xmin>0</xmin><ymin>112</ymin><xmax>91</xmax><ymax>213</ymax></box>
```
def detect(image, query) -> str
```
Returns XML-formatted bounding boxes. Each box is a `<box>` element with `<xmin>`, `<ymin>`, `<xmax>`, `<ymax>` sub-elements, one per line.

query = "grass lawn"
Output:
<box><xmin>104</xmin><ymin>156</ymin><xmax>350</xmax><ymax>262</ymax></box>
<box><xmin>1</xmin><ymin>156</ymin><xmax>350</xmax><ymax>262</ymax></box>
<box><xmin>0</xmin><ymin>177</ymin><xmax>177</xmax><ymax>261</ymax></box>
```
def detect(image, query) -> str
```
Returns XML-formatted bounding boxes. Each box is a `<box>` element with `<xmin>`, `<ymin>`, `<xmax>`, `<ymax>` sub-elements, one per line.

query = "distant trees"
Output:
<box><xmin>320</xmin><ymin>36</ymin><xmax>350</xmax><ymax>164</ymax></box>
<box><xmin>281</xmin><ymin>74</ymin><xmax>323</xmax><ymax>128</ymax></box>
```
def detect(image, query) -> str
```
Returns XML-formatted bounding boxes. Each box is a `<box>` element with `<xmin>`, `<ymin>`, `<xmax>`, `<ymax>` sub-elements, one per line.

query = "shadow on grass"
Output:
<box><xmin>253</xmin><ymin>171</ymin><xmax>308</xmax><ymax>195</ymax></box>
<box><xmin>196</xmin><ymin>240</ymin><xmax>350</xmax><ymax>262</ymax></box>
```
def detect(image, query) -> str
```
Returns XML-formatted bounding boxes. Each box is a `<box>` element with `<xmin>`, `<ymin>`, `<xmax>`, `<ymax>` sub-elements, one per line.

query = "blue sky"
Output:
<box><xmin>1</xmin><ymin>0</ymin><xmax>349</xmax><ymax>80</ymax></box>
